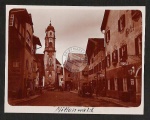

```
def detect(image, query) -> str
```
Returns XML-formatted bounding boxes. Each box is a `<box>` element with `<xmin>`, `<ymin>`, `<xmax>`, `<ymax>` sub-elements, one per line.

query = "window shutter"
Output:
<box><xmin>116</xmin><ymin>50</ymin><xmax>118</xmax><ymax>63</ymax></box>
<box><xmin>122</xmin><ymin>45</ymin><xmax>127</xmax><ymax>60</ymax></box>
<box><xmin>112</xmin><ymin>51</ymin><xmax>114</xmax><ymax>62</ymax></box>
<box><xmin>119</xmin><ymin>47</ymin><xmax>122</xmax><ymax>61</ymax></box>
<box><xmin>107</xmin><ymin>54</ymin><xmax>111</xmax><ymax>67</ymax></box>
<box><xmin>105</xmin><ymin>33</ymin><xmax>107</xmax><ymax>43</ymax></box>
<box><xmin>118</xmin><ymin>20</ymin><xmax>120</xmax><ymax>32</ymax></box>
<box><xmin>108</xmin><ymin>30</ymin><xmax>110</xmax><ymax>41</ymax></box>
<box><xmin>123</xmin><ymin>14</ymin><xmax>125</xmax><ymax>28</ymax></box>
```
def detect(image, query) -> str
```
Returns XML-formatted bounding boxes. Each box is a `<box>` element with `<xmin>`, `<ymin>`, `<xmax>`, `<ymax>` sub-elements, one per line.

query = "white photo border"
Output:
<box><xmin>5</xmin><ymin>5</ymin><xmax>145</xmax><ymax>114</ymax></box>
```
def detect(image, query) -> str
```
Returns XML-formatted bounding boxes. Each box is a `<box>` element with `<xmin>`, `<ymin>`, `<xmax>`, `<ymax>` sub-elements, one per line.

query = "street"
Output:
<box><xmin>17</xmin><ymin>90</ymin><xmax>121</xmax><ymax>107</ymax></box>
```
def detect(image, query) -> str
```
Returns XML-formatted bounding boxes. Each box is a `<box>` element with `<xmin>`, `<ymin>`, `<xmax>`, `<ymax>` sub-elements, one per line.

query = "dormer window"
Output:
<box><xmin>118</xmin><ymin>14</ymin><xmax>125</xmax><ymax>32</ymax></box>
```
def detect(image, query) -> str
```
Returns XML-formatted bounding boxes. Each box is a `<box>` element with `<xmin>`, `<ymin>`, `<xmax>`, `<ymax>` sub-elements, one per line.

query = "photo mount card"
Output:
<box><xmin>5</xmin><ymin>5</ymin><xmax>145</xmax><ymax>114</ymax></box>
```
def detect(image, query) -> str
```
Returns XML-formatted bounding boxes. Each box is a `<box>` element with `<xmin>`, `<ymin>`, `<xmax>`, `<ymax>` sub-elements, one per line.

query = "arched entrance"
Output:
<box><xmin>135</xmin><ymin>65</ymin><xmax>142</xmax><ymax>104</ymax></box>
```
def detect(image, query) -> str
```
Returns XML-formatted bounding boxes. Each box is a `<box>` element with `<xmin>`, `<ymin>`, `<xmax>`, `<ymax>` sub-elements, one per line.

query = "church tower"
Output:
<box><xmin>44</xmin><ymin>21</ymin><xmax>56</xmax><ymax>85</ymax></box>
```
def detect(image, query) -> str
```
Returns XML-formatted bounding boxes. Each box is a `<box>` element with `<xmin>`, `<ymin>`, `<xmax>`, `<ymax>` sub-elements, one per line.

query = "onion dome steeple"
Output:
<box><xmin>46</xmin><ymin>20</ymin><xmax>55</xmax><ymax>32</ymax></box>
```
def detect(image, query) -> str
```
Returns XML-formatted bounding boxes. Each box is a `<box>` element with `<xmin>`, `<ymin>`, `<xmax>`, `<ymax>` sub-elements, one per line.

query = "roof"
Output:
<box><xmin>68</xmin><ymin>53</ymin><xmax>86</xmax><ymax>61</ymax></box>
<box><xmin>86</xmin><ymin>38</ymin><xmax>105</xmax><ymax>62</ymax></box>
<box><xmin>33</xmin><ymin>35</ymin><xmax>42</xmax><ymax>46</ymax></box>
<box><xmin>9</xmin><ymin>8</ymin><xmax>33</xmax><ymax>25</ymax></box>
<box><xmin>100</xmin><ymin>10</ymin><xmax>110</xmax><ymax>31</ymax></box>
<box><xmin>35</xmin><ymin>54</ymin><xmax>44</xmax><ymax>63</ymax></box>
<box><xmin>46</xmin><ymin>22</ymin><xmax>55</xmax><ymax>32</ymax></box>
<box><xmin>56</xmin><ymin>59</ymin><xmax>61</xmax><ymax>65</ymax></box>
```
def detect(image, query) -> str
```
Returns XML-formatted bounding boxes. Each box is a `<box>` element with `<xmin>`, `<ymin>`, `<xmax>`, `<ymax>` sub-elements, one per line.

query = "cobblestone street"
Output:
<box><xmin>16</xmin><ymin>90</ymin><xmax>121</xmax><ymax>107</ymax></box>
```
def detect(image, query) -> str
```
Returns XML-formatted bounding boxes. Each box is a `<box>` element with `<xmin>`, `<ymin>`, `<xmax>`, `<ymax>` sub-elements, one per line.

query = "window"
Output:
<box><xmin>49</xmin><ymin>58</ymin><xmax>53</xmax><ymax>66</ymax></box>
<box><xmin>13</xmin><ymin>61</ymin><xmax>19</xmax><ymax>67</ymax></box>
<box><xmin>119</xmin><ymin>44</ymin><xmax>127</xmax><ymax>62</ymax></box>
<box><xmin>135</xmin><ymin>34</ymin><xmax>142</xmax><ymax>55</ymax></box>
<box><xmin>49</xmin><ymin>42</ymin><xmax>52</xmax><ymax>47</ymax></box>
<box><xmin>114</xmin><ymin>78</ymin><xmax>118</xmax><ymax>90</ymax></box>
<box><xmin>105</xmin><ymin>30</ymin><xmax>110</xmax><ymax>43</ymax></box>
<box><xmin>9</xmin><ymin>14</ymin><xmax>14</xmax><ymax>26</ymax></box>
<box><xmin>123</xmin><ymin>78</ymin><xmax>128</xmax><ymax>92</ymax></box>
<box><xmin>118</xmin><ymin>14</ymin><xmax>125</xmax><ymax>32</ymax></box>
<box><xmin>106</xmin><ymin>54</ymin><xmax>111</xmax><ymax>68</ymax></box>
<box><xmin>50</xmin><ymin>32</ymin><xmax>52</xmax><ymax>36</ymax></box>
<box><xmin>112</xmin><ymin>50</ymin><xmax>118</xmax><ymax>64</ymax></box>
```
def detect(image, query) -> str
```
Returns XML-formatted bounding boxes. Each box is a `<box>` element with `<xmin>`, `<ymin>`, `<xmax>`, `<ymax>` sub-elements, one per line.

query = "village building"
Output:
<box><xmin>55</xmin><ymin>59</ymin><xmax>63</xmax><ymax>89</ymax></box>
<box><xmin>63</xmin><ymin>53</ymin><xmax>88</xmax><ymax>90</ymax></box>
<box><xmin>86</xmin><ymin>38</ymin><xmax>105</xmax><ymax>95</ymax></box>
<box><xmin>35</xmin><ymin>54</ymin><xmax>45</xmax><ymax>88</ymax></box>
<box><xmin>101</xmin><ymin>10</ymin><xmax>142</xmax><ymax>104</ymax></box>
<box><xmin>8</xmin><ymin>9</ymin><xmax>41</xmax><ymax>98</ymax></box>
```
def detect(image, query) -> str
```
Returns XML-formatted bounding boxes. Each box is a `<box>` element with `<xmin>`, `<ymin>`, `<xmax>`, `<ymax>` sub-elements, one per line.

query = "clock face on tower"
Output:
<box><xmin>47</xmin><ymin>31</ymin><xmax>54</xmax><ymax>37</ymax></box>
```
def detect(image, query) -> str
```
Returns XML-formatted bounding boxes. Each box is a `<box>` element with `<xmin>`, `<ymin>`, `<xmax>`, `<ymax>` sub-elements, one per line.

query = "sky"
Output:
<box><xmin>26</xmin><ymin>6</ymin><xmax>105</xmax><ymax>65</ymax></box>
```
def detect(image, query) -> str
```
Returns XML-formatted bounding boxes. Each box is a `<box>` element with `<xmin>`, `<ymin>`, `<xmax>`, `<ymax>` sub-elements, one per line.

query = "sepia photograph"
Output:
<box><xmin>5</xmin><ymin>5</ymin><xmax>145</xmax><ymax>114</ymax></box>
